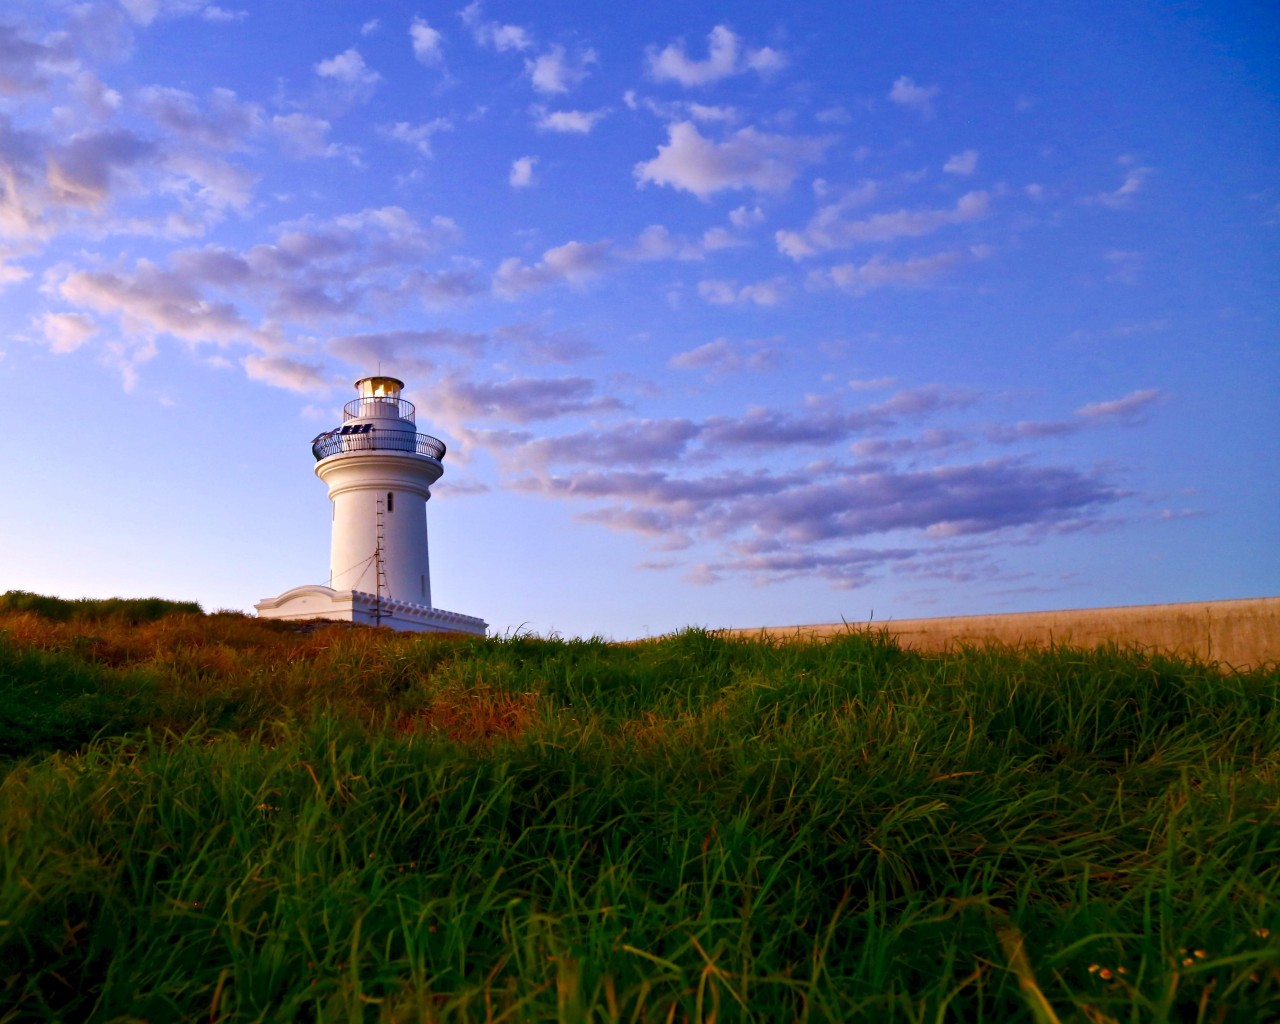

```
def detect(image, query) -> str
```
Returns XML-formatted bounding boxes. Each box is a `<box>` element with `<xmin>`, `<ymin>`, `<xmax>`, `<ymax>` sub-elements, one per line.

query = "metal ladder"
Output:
<box><xmin>374</xmin><ymin>498</ymin><xmax>388</xmax><ymax>626</ymax></box>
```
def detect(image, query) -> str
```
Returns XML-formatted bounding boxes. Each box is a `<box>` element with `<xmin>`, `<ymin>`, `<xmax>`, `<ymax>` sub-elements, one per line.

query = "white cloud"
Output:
<box><xmin>272</xmin><ymin>113</ymin><xmax>336</xmax><ymax>158</ymax></box>
<box><xmin>944</xmin><ymin>150</ymin><xmax>978</xmax><ymax>175</ymax></box>
<box><xmin>815</xmin><ymin>106</ymin><xmax>852</xmax><ymax>125</ymax></box>
<box><xmin>849</xmin><ymin>376</ymin><xmax>899</xmax><ymax>391</ymax></box>
<box><xmin>1076</xmin><ymin>389</ymin><xmax>1163</xmax><ymax>420</ymax></box>
<box><xmin>509</xmin><ymin>155</ymin><xmax>537</xmax><ymax>188</ymax></box>
<box><xmin>777</xmin><ymin>191</ymin><xmax>989</xmax><ymax>259</ymax></box>
<box><xmin>136</xmin><ymin>86</ymin><xmax>263</xmax><ymax>150</ymax></box>
<box><xmin>494</xmin><ymin>240</ymin><xmax>611</xmax><ymax>296</ymax></box>
<box><xmin>161</xmin><ymin>149</ymin><xmax>257</xmax><ymax>215</ymax></box>
<box><xmin>46</xmin><ymin>128</ymin><xmax>157</xmax><ymax>208</ymax></box>
<box><xmin>630</xmin><ymin>224</ymin><xmax>693</xmax><ymax>261</ymax></box>
<box><xmin>244</xmin><ymin>353</ymin><xmax>331</xmax><ymax>393</ymax></box>
<box><xmin>700</xmin><ymin>226</ymin><xmax>742</xmax><ymax>252</ymax></box>
<box><xmin>0</xmin><ymin>251</ymin><xmax>29</xmax><ymax>288</ymax></box>
<box><xmin>384</xmin><ymin>119</ymin><xmax>452</xmax><ymax>156</ymax></box>
<box><xmin>1104</xmin><ymin>249</ymin><xmax>1143</xmax><ymax>283</ymax></box>
<box><xmin>635</xmin><ymin>121</ymin><xmax>830</xmax><ymax>200</ymax></box>
<box><xmin>201</xmin><ymin>6</ymin><xmax>247</xmax><ymax>22</ymax></box>
<box><xmin>822</xmin><ymin>249</ymin><xmax>973</xmax><ymax>295</ymax></box>
<box><xmin>646</xmin><ymin>25</ymin><xmax>786</xmax><ymax>86</ymax></box>
<box><xmin>460</xmin><ymin>2</ymin><xmax>532</xmax><ymax>51</ymax></box>
<box><xmin>533</xmin><ymin>107</ymin><xmax>607</xmax><ymax>133</ymax></box>
<box><xmin>50</xmin><ymin>205</ymin><xmax>464</xmax><ymax>356</ymax></box>
<box><xmin>668</xmin><ymin>337</ymin><xmax>775</xmax><ymax>375</ymax></box>
<box><xmin>729</xmin><ymin>204</ymin><xmax>765</xmax><ymax>229</ymax></box>
<box><xmin>526</xmin><ymin>46</ymin><xmax>596</xmax><ymax>94</ymax></box>
<box><xmin>118</xmin><ymin>0</ymin><xmax>207</xmax><ymax>26</ymax></box>
<box><xmin>688</xmin><ymin>103</ymin><xmax>739</xmax><ymax>123</ymax></box>
<box><xmin>59</xmin><ymin>262</ymin><xmax>258</xmax><ymax>344</ymax></box>
<box><xmin>1090</xmin><ymin>164</ymin><xmax>1152</xmax><ymax>209</ymax></box>
<box><xmin>889</xmin><ymin>75</ymin><xmax>939</xmax><ymax>117</ymax></box>
<box><xmin>315</xmin><ymin>48</ymin><xmax>380</xmax><ymax>86</ymax></box>
<box><xmin>698</xmin><ymin>277</ymin><xmax>789</xmax><ymax>306</ymax></box>
<box><xmin>37</xmin><ymin>311</ymin><xmax>97</xmax><ymax>352</ymax></box>
<box><xmin>410</xmin><ymin>17</ymin><xmax>444</xmax><ymax>65</ymax></box>
<box><xmin>360</xmin><ymin>18</ymin><xmax>380</xmax><ymax>35</ymax></box>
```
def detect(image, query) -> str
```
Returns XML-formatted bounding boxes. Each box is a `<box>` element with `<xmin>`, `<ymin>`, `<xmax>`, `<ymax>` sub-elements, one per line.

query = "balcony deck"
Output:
<box><xmin>311</xmin><ymin>426</ymin><xmax>445</xmax><ymax>462</ymax></box>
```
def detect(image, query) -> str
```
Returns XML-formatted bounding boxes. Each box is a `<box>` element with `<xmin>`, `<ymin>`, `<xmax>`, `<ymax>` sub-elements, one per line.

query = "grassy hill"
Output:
<box><xmin>1</xmin><ymin>594</ymin><xmax>1277</xmax><ymax>1021</ymax></box>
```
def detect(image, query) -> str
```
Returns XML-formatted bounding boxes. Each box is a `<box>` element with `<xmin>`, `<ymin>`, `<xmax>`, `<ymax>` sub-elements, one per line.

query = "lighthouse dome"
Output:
<box><xmin>345</xmin><ymin>375</ymin><xmax>415</xmax><ymax>428</ymax></box>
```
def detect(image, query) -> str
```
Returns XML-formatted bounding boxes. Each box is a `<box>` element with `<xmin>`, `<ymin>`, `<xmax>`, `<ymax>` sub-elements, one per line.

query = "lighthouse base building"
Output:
<box><xmin>256</xmin><ymin>376</ymin><xmax>487</xmax><ymax>636</ymax></box>
<box><xmin>255</xmin><ymin>586</ymin><xmax>486</xmax><ymax>634</ymax></box>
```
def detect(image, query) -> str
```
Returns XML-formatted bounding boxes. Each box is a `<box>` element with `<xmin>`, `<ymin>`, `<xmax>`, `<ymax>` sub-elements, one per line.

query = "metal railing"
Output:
<box><xmin>311</xmin><ymin>427</ymin><xmax>446</xmax><ymax>462</ymax></box>
<box><xmin>343</xmin><ymin>396</ymin><xmax>416</xmax><ymax>423</ymax></box>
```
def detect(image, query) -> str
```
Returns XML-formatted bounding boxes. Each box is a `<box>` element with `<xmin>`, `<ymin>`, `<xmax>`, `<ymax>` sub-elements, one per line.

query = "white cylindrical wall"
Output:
<box><xmin>317</xmin><ymin>450</ymin><xmax>442</xmax><ymax>606</ymax></box>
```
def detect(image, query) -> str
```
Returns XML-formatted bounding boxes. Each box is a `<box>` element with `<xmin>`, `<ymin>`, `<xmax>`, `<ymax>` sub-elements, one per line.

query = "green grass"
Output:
<box><xmin>0</xmin><ymin>601</ymin><xmax>1276</xmax><ymax>1021</ymax></box>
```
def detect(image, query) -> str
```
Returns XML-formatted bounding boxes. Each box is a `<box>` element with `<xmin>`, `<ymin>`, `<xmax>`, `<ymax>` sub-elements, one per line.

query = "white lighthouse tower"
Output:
<box><xmin>256</xmin><ymin>376</ymin><xmax>487</xmax><ymax>634</ymax></box>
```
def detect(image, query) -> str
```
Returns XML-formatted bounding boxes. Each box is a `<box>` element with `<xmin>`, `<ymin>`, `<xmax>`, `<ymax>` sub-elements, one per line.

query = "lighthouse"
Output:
<box><xmin>256</xmin><ymin>376</ymin><xmax>487</xmax><ymax>634</ymax></box>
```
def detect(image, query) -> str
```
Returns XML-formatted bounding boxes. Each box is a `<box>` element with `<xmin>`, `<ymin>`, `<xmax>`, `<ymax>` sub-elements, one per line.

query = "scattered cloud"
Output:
<box><xmin>384</xmin><ymin>119</ymin><xmax>452</xmax><ymax>157</ymax></box>
<box><xmin>0</xmin><ymin>25</ymin><xmax>57</xmax><ymax>96</ymax></box>
<box><xmin>436</xmin><ymin>373</ymin><xmax>621</xmax><ymax>426</ymax></box>
<box><xmin>820</xmin><ymin>248</ymin><xmax>978</xmax><ymax>295</ymax></box>
<box><xmin>849</xmin><ymin>376</ymin><xmax>898</xmax><ymax>391</ymax></box>
<box><xmin>272</xmin><ymin>113</ymin><xmax>337</xmax><ymax>158</ymax></box>
<box><xmin>984</xmin><ymin>388</ymin><xmax>1164</xmax><ymax>442</ymax></box>
<box><xmin>1090</xmin><ymin>162</ymin><xmax>1152</xmax><ymax>209</ymax></box>
<box><xmin>459</xmin><ymin>2</ymin><xmax>532</xmax><ymax>52</ymax></box>
<box><xmin>50</xmin><ymin>205</ymin><xmax>467</xmax><ymax>361</ymax></box>
<box><xmin>514</xmin><ymin>455</ymin><xmax>1120</xmax><ymax>583</ymax></box>
<box><xmin>519</xmin><ymin>419</ymin><xmax>702</xmax><ymax>469</ymax></box>
<box><xmin>698</xmin><ymin>276</ymin><xmax>789</xmax><ymax>306</ymax></box>
<box><xmin>315</xmin><ymin>48</ymin><xmax>381</xmax><ymax>87</ymax></box>
<box><xmin>201</xmin><ymin>6</ymin><xmax>247</xmax><ymax>23</ymax></box>
<box><xmin>668</xmin><ymin>337</ymin><xmax>776</xmax><ymax>376</ymax></box>
<box><xmin>328</xmin><ymin>328</ymin><xmax>486</xmax><ymax>376</ymax></box>
<box><xmin>244</xmin><ymin>353</ymin><xmax>331</xmax><ymax>393</ymax></box>
<box><xmin>1104</xmin><ymin>249</ymin><xmax>1143</xmax><ymax>283</ymax></box>
<box><xmin>626</xmin><ymin>223</ymin><xmax>743</xmax><ymax>262</ymax></box>
<box><xmin>1076</xmin><ymin>388</ymin><xmax>1163</xmax><ymax>421</ymax></box>
<box><xmin>136</xmin><ymin>86</ymin><xmax>262</xmax><ymax>149</ymax></box>
<box><xmin>509</xmin><ymin>155</ymin><xmax>537</xmax><ymax>188</ymax></box>
<box><xmin>36</xmin><ymin>311</ymin><xmax>97</xmax><ymax>352</ymax></box>
<box><xmin>533</xmin><ymin>107</ymin><xmax>608</xmax><ymax>133</ymax></box>
<box><xmin>493</xmin><ymin>239</ymin><xmax>612</xmax><ymax>296</ymax></box>
<box><xmin>525</xmin><ymin>46</ymin><xmax>597</xmax><ymax>94</ymax></box>
<box><xmin>777</xmin><ymin>191</ymin><xmax>989</xmax><ymax>259</ymax></box>
<box><xmin>47</xmin><ymin>128</ymin><xmax>157</xmax><ymax>207</ymax></box>
<box><xmin>646</xmin><ymin>25</ymin><xmax>787</xmax><ymax>86</ymax></box>
<box><xmin>409</xmin><ymin>17</ymin><xmax>444</xmax><ymax>65</ymax></box>
<box><xmin>635</xmin><ymin>121</ymin><xmax>830</xmax><ymax>200</ymax></box>
<box><xmin>59</xmin><ymin>261</ymin><xmax>259</xmax><ymax>344</ymax></box>
<box><xmin>888</xmin><ymin>75</ymin><xmax>939</xmax><ymax>117</ymax></box>
<box><xmin>943</xmin><ymin>149</ymin><xmax>978</xmax><ymax>175</ymax></box>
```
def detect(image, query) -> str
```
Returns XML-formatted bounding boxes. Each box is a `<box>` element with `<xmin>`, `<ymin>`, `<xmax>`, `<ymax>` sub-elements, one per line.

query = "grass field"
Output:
<box><xmin>1</xmin><ymin>592</ymin><xmax>1277</xmax><ymax>1022</ymax></box>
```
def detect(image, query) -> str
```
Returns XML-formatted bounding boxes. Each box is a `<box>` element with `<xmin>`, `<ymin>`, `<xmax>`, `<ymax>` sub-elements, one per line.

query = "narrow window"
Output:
<box><xmin>386</xmin><ymin>491</ymin><xmax>394</xmax><ymax>512</ymax></box>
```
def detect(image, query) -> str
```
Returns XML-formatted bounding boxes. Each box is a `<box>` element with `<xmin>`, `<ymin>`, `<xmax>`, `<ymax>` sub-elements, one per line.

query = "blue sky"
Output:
<box><xmin>1</xmin><ymin>0</ymin><xmax>1276</xmax><ymax>638</ymax></box>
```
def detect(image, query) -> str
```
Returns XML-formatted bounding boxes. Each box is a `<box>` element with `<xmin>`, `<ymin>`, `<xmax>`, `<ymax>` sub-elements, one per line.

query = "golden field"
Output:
<box><xmin>723</xmin><ymin>596</ymin><xmax>1280</xmax><ymax>670</ymax></box>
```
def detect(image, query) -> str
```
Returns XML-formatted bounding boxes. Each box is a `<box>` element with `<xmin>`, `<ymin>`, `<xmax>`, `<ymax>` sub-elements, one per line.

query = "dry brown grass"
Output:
<box><xmin>722</xmin><ymin>597</ymin><xmax>1280</xmax><ymax>671</ymax></box>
